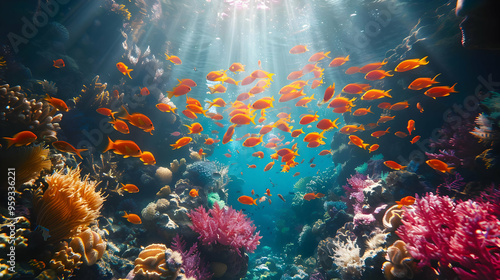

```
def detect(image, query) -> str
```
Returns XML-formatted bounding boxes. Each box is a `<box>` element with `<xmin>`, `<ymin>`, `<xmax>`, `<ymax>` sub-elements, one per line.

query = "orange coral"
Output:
<box><xmin>382</xmin><ymin>240</ymin><xmax>416</xmax><ymax>280</ymax></box>
<box><xmin>33</xmin><ymin>168</ymin><xmax>105</xmax><ymax>243</ymax></box>
<box><xmin>69</xmin><ymin>228</ymin><xmax>106</xmax><ymax>266</ymax></box>
<box><xmin>48</xmin><ymin>241</ymin><xmax>82</xmax><ymax>278</ymax></box>
<box><xmin>134</xmin><ymin>244</ymin><xmax>184</xmax><ymax>280</ymax></box>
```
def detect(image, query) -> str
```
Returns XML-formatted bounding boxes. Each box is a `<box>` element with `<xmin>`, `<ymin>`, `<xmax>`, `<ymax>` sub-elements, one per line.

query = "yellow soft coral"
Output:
<box><xmin>33</xmin><ymin>168</ymin><xmax>105</xmax><ymax>243</ymax></box>
<box><xmin>134</xmin><ymin>244</ymin><xmax>183</xmax><ymax>280</ymax></box>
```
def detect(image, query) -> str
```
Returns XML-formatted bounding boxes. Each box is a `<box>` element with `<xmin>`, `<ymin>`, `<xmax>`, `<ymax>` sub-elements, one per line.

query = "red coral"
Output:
<box><xmin>397</xmin><ymin>193</ymin><xmax>500</xmax><ymax>279</ymax></box>
<box><xmin>188</xmin><ymin>204</ymin><xmax>262</xmax><ymax>254</ymax></box>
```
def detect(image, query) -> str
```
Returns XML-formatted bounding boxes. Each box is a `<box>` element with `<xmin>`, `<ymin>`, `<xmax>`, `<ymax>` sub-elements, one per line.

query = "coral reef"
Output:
<box><xmin>382</xmin><ymin>240</ymin><xmax>416</xmax><ymax>280</ymax></box>
<box><xmin>33</xmin><ymin>168</ymin><xmax>105</xmax><ymax>243</ymax></box>
<box><xmin>171</xmin><ymin>235</ymin><xmax>212</xmax><ymax>280</ymax></box>
<box><xmin>69</xmin><ymin>228</ymin><xmax>107</xmax><ymax>266</ymax></box>
<box><xmin>47</xmin><ymin>241</ymin><xmax>83</xmax><ymax>278</ymax></box>
<box><xmin>133</xmin><ymin>244</ymin><xmax>185</xmax><ymax>280</ymax></box>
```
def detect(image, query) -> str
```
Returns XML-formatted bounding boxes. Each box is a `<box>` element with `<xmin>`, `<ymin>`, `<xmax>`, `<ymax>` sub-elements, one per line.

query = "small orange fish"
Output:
<box><xmin>53</xmin><ymin>59</ymin><xmax>65</xmax><ymax>68</ymax></box>
<box><xmin>287</xmin><ymin>70</ymin><xmax>304</xmax><ymax>81</ymax></box>
<box><xmin>318</xmin><ymin>150</ymin><xmax>332</xmax><ymax>156</ymax></box>
<box><xmin>329</xmin><ymin>55</ymin><xmax>349</xmax><ymax>67</ymax></box>
<box><xmin>112</xmin><ymin>89</ymin><xmax>120</xmax><ymax>98</ymax></box>
<box><xmin>177</xmin><ymin>78</ymin><xmax>197</xmax><ymax>87</ymax></box>
<box><xmin>189</xmin><ymin>189</ymin><xmax>199</xmax><ymax>197</ymax></box>
<box><xmin>342</xmin><ymin>83</ymin><xmax>371</xmax><ymax>94</ymax></box>
<box><xmin>266</xmin><ymin>189</ymin><xmax>272</xmax><ymax>196</ymax></box>
<box><xmin>426</xmin><ymin>159</ymin><xmax>454</xmax><ymax>173</ymax></box>
<box><xmin>264</xmin><ymin>161</ymin><xmax>275</xmax><ymax>171</ymax></box>
<box><xmin>222</xmin><ymin>124</ymin><xmax>237</xmax><ymax>145</ymax></box>
<box><xmin>109</xmin><ymin>119</ymin><xmax>130</xmax><ymax>134</ymax></box>
<box><xmin>140</xmin><ymin>87</ymin><xmax>150</xmax><ymax>96</ymax></box>
<box><xmin>122</xmin><ymin>212</ymin><xmax>142</xmax><ymax>224</ymax></box>
<box><xmin>407</xmin><ymin>120</ymin><xmax>415</xmax><ymax>135</ymax></box>
<box><xmin>299</xmin><ymin>111</ymin><xmax>319</xmax><ymax>125</ymax></box>
<box><xmin>116</xmin><ymin>62</ymin><xmax>133</xmax><ymax>79</ymax></box>
<box><xmin>394</xmin><ymin>131</ymin><xmax>408</xmax><ymax>138</ymax></box>
<box><xmin>365</xmin><ymin>70</ymin><xmax>393</xmax><ymax>81</ymax></box>
<box><xmin>353</xmin><ymin>106</ymin><xmax>373</xmax><ymax>116</ymax></box>
<box><xmin>96</xmin><ymin>108</ymin><xmax>117</xmax><ymax>119</ymax></box>
<box><xmin>119</xmin><ymin>107</ymin><xmax>154</xmax><ymax>134</ymax></box>
<box><xmin>395</xmin><ymin>56</ymin><xmax>429</xmax><ymax>72</ymax></box>
<box><xmin>424</xmin><ymin>84</ymin><xmax>458</xmax><ymax>99</ymax></box>
<box><xmin>3</xmin><ymin>131</ymin><xmax>37</xmax><ymax>148</ymax></box>
<box><xmin>368</xmin><ymin>144</ymin><xmax>379</xmax><ymax>153</ymax></box>
<box><xmin>238</xmin><ymin>195</ymin><xmax>258</xmax><ymax>205</ymax></box>
<box><xmin>293</xmin><ymin>172</ymin><xmax>300</xmax><ymax>177</ymax></box>
<box><xmin>247</xmin><ymin>164</ymin><xmax>257</xmax><ymax>169</ymax></box>
<box><xmin>156</xmin><ymin>103</ymin><xmax>177</xmax><ymax>113</ymax></box>
<box><xmin>52</xmin><ymin>141</ymin><xmax>88</xmax><ymax>159</ymax></box>
<box><xmin>416</xmin><ymin>102</ymin><xmax>424</xmax><ymax>113</ymax></box>
<box><xmin>384</xmin><ymin>161</ymin><xmax>406</xmax><ymax>170</ymax></box>
<box><xmin>295</xmin><ymin>94</ymin><xmax>316</xmax><ymax>107</ymax></box>
<box><xmin>349</xmin><ymin>135</ymin><xmax>369</xmax><ymax>149</ymax></box>
<box><xmin>389</xmin><ymin>101</ymin><xmax>409</xmax><ymax>111</ymax></box>
<box><xmin>165</xmin><ymin>54</ymin><xmax>182</xmax><ymax>65</ymax></box>
<box><xmin>377</xmin><ymin>115</ymin><xmax>395</xmax><ymax>124</ymax></box>
<box><xmin>303</xmin><ymin>192</ymin><xmax>324</xmax><ymax>201</ymax></box>
<box><xmin>104</xmin><ymin>137</ymin><xmax>142</xmax><ymax>157</ymax></box>
<box><xmin>396</xmin><ymin>196</ymin><xmax>415</xmax><ymax>208</ymax></box>
<box><xmin>139</xmin><ymin>151</ymin><xmax>156</xmax><ymax>165</ymax></box>
<box><xmin>316</xmin><ymin>118</ymin><xmax>339</xmax><ymax>131</ymax></box>
<box><xmin>171</xmin><ymin>137</ymin><xmax>192</xmax><ymax>149</ymax></box>
<box><xmin>252</xmin><ymin>151</ymin><xmax>264</xmax><ymax>158</ymax></box>
<box><xmin>378</xmin><ymin>102</ymin><xmax>392</xmax><ymax>110</ymax></box>
<box><xmin>205</xmin><ymin>138</ymin><xmax>215</xmax><ymax>145</ymax></box>
<box><xmin>251</xmin><ymin>189</ymin><xmax>255</xmax><ymax>195</ymax></box>
<box><xmin>359</xmin><ymin>60</ymin><xmax>387</xmax><ymax>73</ymax></box>
<box><xmin>345</xmin><ymin>66</ymin><xmax>360</xmax><ymax>75</ymax></box>
<box><xmin>229</xmin><ymin>62</ymin><xmax>245</xmax><ymax>73</ymax></box>
<box><xmin>309</xmin><ymin>51</ymin><xmax>331</xmax><ymax>62</ymax></box>
<box><xmin>410</xmin><ymin>135</ymin><xmax>421</xmax><ymax>144</ymax></box>
<box><xmin>278</xmin><ymin>194</ymin><xmax>286</xmax><ymax>202</ymax></box>
<box><xmin>291</xmin><ymin>128</ymin><xmax>304</xmax><ymax>138</ymax></box>
<box><xmin>185</xmin><ymin>123</ymin><xmax>203</xmax><ymax>134</ymax></box>
<box><xmin>408</xmin><ymin>74</ymin><xmax>440</xmax><ymax>90</ymax></box>
<box><xmin>182</xmin><ymin>109</ymin><xmax>198</xmax><ymax>119</ymax></box>
<box><xmin>361</xmin><ymin>89</ymin><xmax>392</xmax><ymax>101</ymax></box>
<box><xmin>371</xmin><ymin>127</ymin><xmax>390</xmax><ymax>138</ymax></box>
<box><xmin>167</xmin><ymin>85</ymin><xmax>192</xmax><ymax>99</ymax></box>
<box><xmin>45</xmin><ymin>94</ymin><xmax>69</xmax><ymax>112</ymax></box>
<box><xmin>290</xmin><ymin>45</ymin><xmax>308</xmax><ymax>54</ymax></box>
<box><xmin>121</xmin><ymin>183</ymin><xmax>139</xmax><ymax>193</ymax></box>
<box><xmin>310</xmin><ymin>163</ymin><xmax>316</xmax><ymax>168</ymax></box>
<box><xmin>243</xmin><ymin>135</ymin><xmax>264</xmax><ymax>148</ymax></box>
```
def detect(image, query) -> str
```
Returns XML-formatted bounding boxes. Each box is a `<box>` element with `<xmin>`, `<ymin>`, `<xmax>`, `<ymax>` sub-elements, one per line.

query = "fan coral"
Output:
<box><xmin>0</xmin><ymin>145</ymin><xmax>51</xmax><ymax>191</ymax></box>
<box><xmin>0</xmin><ymin>84</ymin><xmax>62</xmax><ymax>142</ymax></box>
<box><xmin>69</xmin><ymin>228</ymin><xmax>106</xmax><ymax>266</ymax></box>
<box><xmin>382</xmin><ymin>240</ymin><xmax>416</xmax><ymax>280</ymax></box>
<box><xmin>33</xmin><ymin>168</ymin><xmax>105</xmax><ymax>243</ymax></box>
<box><xmin>133</xmin><ymin>244</ymin><xmax>184</xmax><ymax>280</ymax></box>
<box><xmin>188</xmin><ymin>204</ymin><xmax>262</xmax><ymax>254</ymax></box>
<box><xmin>397</xmin><ymin>193</ymin><xmax>500</xmax><ymax>279</ymax></box>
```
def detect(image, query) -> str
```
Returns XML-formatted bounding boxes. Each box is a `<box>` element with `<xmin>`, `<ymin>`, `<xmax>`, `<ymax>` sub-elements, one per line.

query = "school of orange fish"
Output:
<box><xmin>3</xmin><ymin>46</ymin><xmax>460</xmax><ymax>222</ymax></box>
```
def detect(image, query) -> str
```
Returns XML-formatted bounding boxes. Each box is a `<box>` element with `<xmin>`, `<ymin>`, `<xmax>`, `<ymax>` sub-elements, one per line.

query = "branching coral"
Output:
<box><xmin>188</xmin><ymin>204</ymin><xmax>262</xmax><ymax>254</ymax></box>
<box><xmin>171</xmin><ymin>235</ymin><xmax>212</xmax><ymax>280</ymax></box>
<box><xmin>33</xmin><ymin>168</ymin><xmax>105</xmax><ymax>243</ymax></box>
<box><xmin>69</xmin><ymin>228</ymin><xmax>106</xmax><ymax>266</ymax></box>
<box><xmin>133</xmin><ymin>244</ymin><xmax>184</xmax><ymax>280</ymax></box>
<box><xmin>0</xmin><ymin>84</ymin><xmax>62</xmax><ymax>142</ymax></box>
<box><xmin>397</xmin><ymin>193</ymin><xmax>500</xmax><ymax>279</ymax></box>
<box><xmin>0</xmin><ymin>145</ymin><xmax>51</xmax><ymax>191</ymax></box>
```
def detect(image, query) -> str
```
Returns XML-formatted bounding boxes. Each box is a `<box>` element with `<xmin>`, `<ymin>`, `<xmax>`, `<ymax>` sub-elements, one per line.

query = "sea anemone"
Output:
<box><xmin>33</xmin><ymin>168</ymin><xmax>105</xmax><ymax>243</ymax></box>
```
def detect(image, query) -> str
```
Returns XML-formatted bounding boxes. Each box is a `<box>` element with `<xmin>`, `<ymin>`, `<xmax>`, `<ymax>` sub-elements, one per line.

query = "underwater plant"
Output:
<box><xmin>171</xmin><ymin>235</ymin><xmax>212</xmax><ymax>280</ymax></box>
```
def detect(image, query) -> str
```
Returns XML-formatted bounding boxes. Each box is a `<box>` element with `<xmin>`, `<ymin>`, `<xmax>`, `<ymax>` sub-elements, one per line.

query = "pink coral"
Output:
<box><xmin>397</xmin><ymin>193</ymin><xmax>500</xmax><ymax>279</ymax></box>
<box><xmin>188</xmin><ymin>204</ymin><xmax>262</xmax><ymax>254</ymax></box>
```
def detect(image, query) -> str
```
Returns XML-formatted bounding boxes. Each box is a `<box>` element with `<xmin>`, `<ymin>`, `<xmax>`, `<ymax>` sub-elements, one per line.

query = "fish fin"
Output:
<box><xmin>450</xmin><ymin>83</ymin><xmax>458</xmax><ymax>93</ymax></box>
<box><xmin>420</xmin><ymin>56</ymin><xmax>429</xmax><ymax>65</ymax></box>
<box><xmin>122</xmin><ymin>211</ymin><xmax>128</xmax><ymax>218</ymax></box>
<box><xmin>432</xmin><ymin>73</ymin><xmax>441</xmax><ymax>81</ymax></box>
<box><xmin>345</xmin><ymin>54</ymin><xmax>349</xmax><ymax>60</ymax></box>
<box><xmin>127</xmin><ymin>68</ymin><xmax>133</xmax><ymax>79</ymax></box>
<box><xmin>103</xmin><ymin>137</ymin><xmax>114</xmax><ymax>153</ymax></box>
<box><xmin>253</xmin><ymin>198</ymin><xmax>258</xmax><ymax>205</ymax></box>
<box><xmin>75</xmin><ymin>149</ymin><xmax>88</xmax><ymax>159</ymax></box>
<box><xmin>447</xmin><ymin>166</ymin><xmax>455</xmax><ymax>173</ymax></box>
<box><xmin>363</xmin><ymin>143</ymin><xmax>370</xmax><ymax>149</ymax></box>
<box><xmin>167</xmin><ymin>90</ymin><xmax>174</xmax><ymax>99</ymax></box>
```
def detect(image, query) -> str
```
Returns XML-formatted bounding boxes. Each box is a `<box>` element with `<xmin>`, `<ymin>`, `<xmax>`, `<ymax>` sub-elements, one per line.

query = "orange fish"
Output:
<box><xmin>377</xmin><ymin>115</ymin><xmax>395</xmax><ymax>124</ymax></box>
<box><xmin>205</xmin><ymin>138</ymin><xmax>215</xmax><ymax>145</ymax></box>
<box><xmin>177</xmin><ymin>78</ymin><xmax>197</xmax><ymax>87</ymax></box>
<box><xmin>291</xmin><ymin>128</ymin><xmax>304</xmax><ymax>138</ymax></box>
<box><xmin>287</xmin><ymin>70</ymin><xmax>304</xmax><ymax>80</ymax></box>
<box><xmin>353</xmin><ymin>107</ymin><xmax>373</xmax><ymax>116</ymax></box>
<box><xmin>229</xmin><ymin>62</ymin><xmax>245</xmax><ymax>73</ymax></box>
<box><xmin>395</xmin><ymin>56</ymin><xmax>429</xmax><ymax>72</ymax></box>
<box><xmin>394</xmin><ymin>131</ymin><xmax>408</xmax><ymax>138</ymax></box>
<box><xmin>278</xmin><ymin>89</ymin><xmax>306</xmax><ymax>102</ymax></box>
<box><xmin>396</xmin><ymin>196</ymin><xmax>416</xmax><ymax>209</ymax></box>
<box><xmin>206</xmin><ymin>98</ymin><xmax>226</xmax><ymax>109</ymax></box>
<box><xmin>156</xmin><ymin>103</ymin><xmax>177</xmax><ymax>113</ymax></box>
<box><xmin>303</xmin><ymin>192</ymin><xmax>324</xmax><ymax>201</ymax></box>
<box><xmin>327</xmin><ymin>94</ymin><xmax>356</xmax><ymax>109</ymax></box>
<box><xmin>250</xmin><ymin>70</ymin><xmax>275</xmax><ymax>81</ymax></box>
<box><xmin>264</xmin><ymin>161</ymin><xmax>275</xmax><ymax>171</ymax></box>
<box><xmin>293</xmin><ymin>172</ymin><xmax>300</xmax><ymax>177</ymax></box>
<box><xmin>359</xmin><ymin>60</ymin><xmax>387</xmax><ymax>73</ymax></box>
<box><xmin>361</xmin><ymin>89</ymin><xmax>392</xmax><ymax>100</ymax></box>
<box><xmin>112</xmin><ymin>90</ymin><xmax>120</xmax><ymax>98</ymax></box>
<box><xmin>238</xmin><ymin>195</ymin><xmax>258</xmax><ymax>205</ymax></box>
<box><xmin>171</xmin><ymin>137</ymin><xmax>192</xmax><ymax>149</ymax></box>
<box><xmin>252</xmin><ymin>97</ymin><xmax>274</xmax><ymax>110</ymax></box>
<box><xmin>339</xmin><ymin>124</ymin><xmax>365</xmax><ymax>134</ymax></box>
<box><xmin>310</xmin><ymin>163</ymin><xmax>316</xmax><ymax>168</ymax></box>
<box><xmin>371</xmin><ymin>127</ymin><xmax>390</xmax><ymax>138</ymax></box>
<box><xmin>309</xmin><ymin>51</ymin><xmax>331</xmax><ymax>62</ymax></box>
<box><xmin>52</xmin><ymin>141</ymin><xmax>88</xmax><ymax>159</ymax></box>
<box><xmin>121</xmin><ymin>183</ymin><xmax>139</xmax><ymax>193</ymax></box>
<box><xmin>251</xmin><ymin>189</ymin><xmax>255</xmax><ymax>195</ymax></box>
<box><xmin>407</xmin><ymin>120</ymin><xmax>415</xmax><ymax>135</ymax></box>
<box><xmin>384</xmin><ymin>161</ymin><xmax>406</xmax><ymax>170</ymax></box>
<box><xmin>96</xmin><ymin>108</ymin><xmax>117</xmax><ymax>119</ymax></box>
<box><xmin>165</xmin><ymin>54</ymin><xmax>182</xmax><ymax>65</ymax></box>
<box><xmin>289</xmin><ymin>45</ymin><xmax>308</xmax><ymax>54</ymax></box>
<box><xmin>311</xmin><ymin>78</ymin><xmax>323</xmax><ymax>89</ymax></box>
<box><xmin>140</xmin><ymin>87</ymin><xmax>150</xmax><ymax>96</ymax></box>
<box><xmin>389</xmin><ymin>101</ymin><xmax>409</xmax><ymax>111</ymax></box>
<box><xmin>368</xmin><ymin>144</ymin><xmax>379</xmax><ymax>153</ymax></box>
<box><xmin>259</xmin><ymin>125</ymin><xmax>274</xmax><ymax>135</ymax></box>
<box><xmin>231</xmin><ymin>113</ymin><xmax>256</xmax><ymax>125</ymax></box>
<box><xmin>364</xmin><ymin>70</ymin><xmax>393</xmax><ymax>81</ymax></box>
<box><xmin>247</xmin><ymin>164</ymin><xmax>257</xmax><ymax>169</ymax></box>
<box><xmin>266</xmin><ymin>188</ymin><xmax>272</xmax><ymax>196</ymax></box>
<box><xmin>299</xmin><ymin>111</ymin><xmax>319</xmax><ymax>125</ymax></box>
<box><xmin>119</xmin><ymin>107</ymin><xmax>154</xmax><ymax>134</ymax></box>
<box><xmin>378</xmin><ymin>102</ymin><xmax>392</xmax><ymax>110</ymax></box>
<box><xmin>243</xmin><ymin>135</ymin><xmax>264</xmax><ymax>147</ymax></box>
<box><xmin>109</xmin><ymin>119</ymin><xmax>130</xmax><ymax>134</ymax></box>
<box><xmin>185</xmin><ymin>123</ymin><xmax>203</xmax><ymax>134</ymax></box>
<box><xmin>122</xmin><ymin>211</ymin><xmax>142</xmax><ymax>224</ymax></box>
<box><xmin>426</xmin><ymin>159</ymin><xmax>454</xmax><ymax>173</ymax></box>
<box><xmin>342</xmin><ymin>83</ymin><xmax>371</xmax><ymax>94</ymax></box>
<box><xmin>139</xmin><ymin>151</ymin><xmax>156</xmax><ymax>165</ymax></box>
<box><xmin>116</xmin><ymin>62</ymin><xmax>133</xmax><ymax>79</ymax></box>
<box><xmin>104</xmin><ymin>137</ymin><xmax>142</xmax><ymax>157</ymax></box>
<box><xmin>209</xmin><ymin>84</ymin><xmax>227</xmax><ymax>94</ymax></box>
<box><xmin>303</xmin><ymin>131</ymin><xmax>326</xmax><ymax>143</ymax></box>
<box><xmin>349</xmin><ymin>135</ymin><xmax>369</xmax><ymax>149</ymax></box>
<box><xmin>329</xmin><ymin>55</ymin><xmax>349</xmax><ymax>67</ymax></box>
<box><xmin>167</xmin><ymin>85</ymin><xmax>191</xmax><ymax>99</ymax></box>
<box><xmin>182</xmin><ymin>109</ymin><xmax>198</xmax><ymax>119</ymax></box>
<box><xmin>189</xmin><ymin>189</ymin><xmax>199</xmax><ymax>197</ymax></box>
<box><xmin>53</xmin><ymin>59</ymin><xmax>65</xmax><ymax>68</ymax></box>
<box><xmin>424</xmin><ymin>84</ymin><xmax>458</xmax><ymax>99</ymax></box>
<box><xmin>410</xmin><ymin>135</ymin><xmax>421</xmax><ymax>144</ymax></box>
<box><xmin>319</xmin><ymin>150</ymin><xmax>332</xmax><ymax>156</ymax></box>
<box><xmin>3</xmin><ymin>131</ymin><xmax>37</xmax><ymax>148</ymax></box>
<box><xmin>302</xmin><ymin>63</ymin><xmax>317</xmax><ymax>74</ymax></box>
<box><xmin>345</xmin><ymin>66</ymin><xmax>360</xmax><ymax>75</ymax></box>
<box><xmin>45</xmin><ymin>94</ymin><xmax>69</xmax><ymax>112</ymax></box>
<box><xmin>222</xmin><ymin>124</ymin><xmax>237</xmax><ymax>144</ymax></box>
<box><xmin>278</xmin><ymin>194</ymin><xmax>286</xmax><ymax>202</ymax></box>
<box><xmin>316</xmin><ymin>118</ymin><xmax>339</xmax><ymax>131</ymax></box>
<box><xmin>416</xmin><ymin>102</ymin><xmax>424</xmax><ymax>113</ymax></box>
<box><xmin>408</xmin><ymin>74</ymin><xmax>440</xmax><ymax>90</ymax></box>
<box><xmin>252</xmin><ymin>151</ymin><xmax>264</xmax><ymax>158</ymax></box>
<box><xmin>198</xmin><ymin>148</ymin><xmax>206</xmax><ymax>157</ymax></box>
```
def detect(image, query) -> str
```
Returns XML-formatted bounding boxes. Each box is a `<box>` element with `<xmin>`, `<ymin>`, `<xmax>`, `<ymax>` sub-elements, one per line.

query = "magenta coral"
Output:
<box><xmin>397</xmin><ymin>193</ymin><xmax>500</xmax><ymax>279</ymax></box>
<box><xmin>188</xmin><ymin>204</ymin><xmax>262</xmax><ymax>254</ymax></box>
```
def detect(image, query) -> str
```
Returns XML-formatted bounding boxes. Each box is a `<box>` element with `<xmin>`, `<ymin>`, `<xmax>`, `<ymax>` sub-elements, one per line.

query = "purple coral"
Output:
<box><xmin>188</xmin><ymin>204</ymin><xmax>262</xmax><ymax>254</ymax></box>
<box><xmin>171</xmin><ymin>235</ymin><xmax>212</xmax><ymax>280</ymax></box>
<box><xmin>397</xmin><ymin>193</ymin><xmax>500</xmax><ymax>279</ymax></box>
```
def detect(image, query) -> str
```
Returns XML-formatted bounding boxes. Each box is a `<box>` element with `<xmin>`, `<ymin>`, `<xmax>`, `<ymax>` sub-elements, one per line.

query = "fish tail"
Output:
<box><xmin>253</xmin><ymin>198</ymin><xmax>258</xmax><ymax>205</ymax></box>
<box><xmin>367</xmin><ymin>106</ymin><xmax>373</xmax><ymax>113</ymax></box>
<box><xmin>450</xmin><ymin>83</ymin><xmax>458</xmax><ymax>93</ymax></box>
<box><xmin>359</xmin><ymin>124</ymin><xmax>365</xmax><ymax>131</ymax></box>
<box><xmin>324</xmin><ymin>51</ymin><xmax>331</xmax><ymax>58</ymax></box>
<box><xmin>267</xmin><ymin>73</ymin><xmax>275</xmax><ymax>82</ymax></box>
<box><xmin>120</xmin><ymin>106</ymin><xmax>131</xmax><ymax>119</ymax></box>
<box><xmin>103</xmin><ymin>137</ymin><xmax>114</xmax><ymax>153</ymax></box>
<box><xmin>250</xmin><ymin>113</ymin><xmax>257</xmax><ymax>125</ymax></box>
<box><xmin>127</xmin><ymin>68</ymin><xmax>133</xmax><ymax>79</ymax></box>
<box><xmin>2</xmin><ymin>137</ymin><xmax>15</xmax><ymax>148</ymax></box>
<box><xmin>363</xmin><ymin>143</ymin><xmax>370</xmax><ymax>149</ymax></box>
<box><xmin>432</xmin><ymin>73</ymin><xmax>441</xmax><ymax>81</ymax></box>
<box><xmin>386</xmin><ymin>70</ymin><xmax>394</xmax><ymax>76</ymax></box>
<box><xmin>447</xmin><ymin>166</ymin><xmax>455</xmax><ymax>173</ymax></box>
<box><xmin>75</xmin><ymin>149</ymin><xmax>88</xmax><ymax>159</ymax></box>
<box><xmin>386</xmin><ymin>127</ymin><xmax>391</xmax><ymax>133</ymax></box>
<box><xmin>122</xmin><ymin>211</ymin><xmax>128</xmax><ymax>218</ymax></box>
<box><xmin>345</xmin><ymin>54</ymin><xmax>349</xmax><ymax>60</ymax></box>
<box><xmin>167</xmin><ymin>90</ymin><xmax>174</xmax><ymax>99</ymax></box>
<box><xmin>420</xmin><ymin>56</ymin><xmax>429</xmax><ymax>65</ymax></box>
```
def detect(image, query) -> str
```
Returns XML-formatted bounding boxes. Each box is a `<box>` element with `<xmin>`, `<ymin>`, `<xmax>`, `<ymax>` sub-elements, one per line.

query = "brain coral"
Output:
<box><xmin>134</xmin><ymin>244</ymin><xmax>184</xmax><ymax>280</ymax></box>
<box><xmin>33</xmin><ymin>168</ymin><xmax>105</xmax><ymax>243</ymax></box>
<box><xmin>69</xmin><ymin>228</ymin><xmax>106</xmax><ymax>266</ymax></box>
